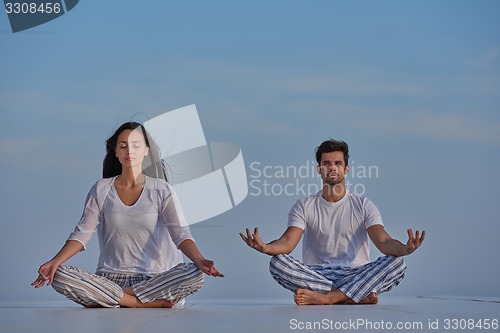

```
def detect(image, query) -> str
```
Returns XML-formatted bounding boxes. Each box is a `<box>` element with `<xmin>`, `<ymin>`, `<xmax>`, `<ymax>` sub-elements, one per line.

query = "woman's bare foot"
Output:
<box><xmin>84</xmin><ymin>304</ymin><xmax>103</xmax><ymax>308</ymax></box>
<box><xmin>119</xmin><ymin>287</ymin><xmax>174</xmax><ymax>308</ymax></box>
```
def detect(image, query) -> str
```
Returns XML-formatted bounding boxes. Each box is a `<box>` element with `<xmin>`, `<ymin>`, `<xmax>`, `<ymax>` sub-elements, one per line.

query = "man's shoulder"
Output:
<box><xmin>346</xmin><ymin>191</ymin><xmax>381</xmax><ymax>216</ymax></box>
<box><xmin>290</xmin><ymin>192</ymin><xmax>321</xmax><ymax>215</ymax></box>
<box><xmin>346</xmin><ymin>190</ymin><xmax>373</xmax><ymax>204</ymax></box>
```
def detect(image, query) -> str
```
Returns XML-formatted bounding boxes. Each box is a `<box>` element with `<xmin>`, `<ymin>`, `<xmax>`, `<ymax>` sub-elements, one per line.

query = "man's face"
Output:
<box><xmin>317</xmin><ymin>151</ymin><xmax>349</xmax><ymax>186</ymax></box>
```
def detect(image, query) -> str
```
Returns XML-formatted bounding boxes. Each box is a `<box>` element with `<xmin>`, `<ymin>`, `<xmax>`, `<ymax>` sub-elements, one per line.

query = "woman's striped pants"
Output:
<box><xmin>51</xmin><ymin>263</ymin><xmax>204</xmax><ymax>308</ymax></box>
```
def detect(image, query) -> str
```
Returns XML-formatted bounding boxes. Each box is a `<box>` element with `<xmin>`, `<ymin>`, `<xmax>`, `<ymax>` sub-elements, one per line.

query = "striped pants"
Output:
<box><xmin>51</xmin><ymin>263</ymin><xmax>204</xmax><ymax>308</ymax></box>
<box><xmin>269</xmin><ymin>254</ymin><xmax>406</xmax><ymax>303</ymax></box>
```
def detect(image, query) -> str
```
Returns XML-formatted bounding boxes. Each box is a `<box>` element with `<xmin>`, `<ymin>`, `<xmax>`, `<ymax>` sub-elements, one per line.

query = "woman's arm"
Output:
<box><xmin>178</xmin><ymin>239</ymin><xmax>224</xmax><ymax>277</ymax></box>
<box><xmin>31</xmin><ymin>240</ymin><xmax>84</xmax><ymax>288</ymax></box>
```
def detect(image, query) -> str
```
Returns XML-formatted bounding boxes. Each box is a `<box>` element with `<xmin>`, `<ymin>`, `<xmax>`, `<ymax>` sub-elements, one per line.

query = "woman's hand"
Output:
<box><xmin>196</xmin><ymin>259</ymin><xmax>224</xmax><ymax>277</ymax></box>
<box><xmin>31</xmin><ymin>260</ymin><xmax>59</xmax><ymax>288</ymax></box>
<box><xmin>31</xmin><ymin>240</ymin><xmax>83</xmax><ymax>288</ymax></box>
<box><xmin>178</xmin><ymin>239</ymin><xmax>224</xmax><ymax>277</ymax></box>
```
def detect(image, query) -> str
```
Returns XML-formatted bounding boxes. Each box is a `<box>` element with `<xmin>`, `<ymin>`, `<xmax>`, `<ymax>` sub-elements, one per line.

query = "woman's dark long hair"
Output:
<box><xmin>102</xmin><ymin>122</ymin><xmax>167</xmax><ymax>181</ymax></box>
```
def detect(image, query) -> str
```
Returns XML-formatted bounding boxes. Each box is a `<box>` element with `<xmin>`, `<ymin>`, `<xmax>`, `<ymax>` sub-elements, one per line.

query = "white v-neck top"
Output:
<box><xmin>68</xmin><ymin>176</ymin><xmax>193</xmax><ymax>275</ymax></box>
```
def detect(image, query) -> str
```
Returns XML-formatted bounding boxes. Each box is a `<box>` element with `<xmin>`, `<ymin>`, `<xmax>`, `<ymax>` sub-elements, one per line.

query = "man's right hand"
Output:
<box><xmin>239</xmin><ymin>227</ymin><xmax>269</xmax><ymax>254</ymax></box>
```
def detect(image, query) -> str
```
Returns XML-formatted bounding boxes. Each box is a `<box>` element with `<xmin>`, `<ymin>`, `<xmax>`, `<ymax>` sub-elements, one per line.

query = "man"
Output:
<box><xmin>240</xmin><ymin>139</ymin><xmax>425</xmax><ymax>305</ymax></box>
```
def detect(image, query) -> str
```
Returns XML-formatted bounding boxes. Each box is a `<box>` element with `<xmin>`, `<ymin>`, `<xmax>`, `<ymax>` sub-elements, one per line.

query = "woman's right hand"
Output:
<box><xmin>31</xmin><ymin>260</ymin><xmax>59</xmax><ymax>288</ymax></box>
<box><xmin>31</xmin><ymin>240</ymin><xmax>83</xmax><ymax>288</ymax></box>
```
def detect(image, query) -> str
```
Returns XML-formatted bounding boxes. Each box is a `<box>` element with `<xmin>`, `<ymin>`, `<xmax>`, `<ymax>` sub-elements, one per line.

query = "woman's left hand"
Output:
<box><xmin>197</xmin><ymin>259</ymin><xmax>224</xmax><ymax>277</ymax></box>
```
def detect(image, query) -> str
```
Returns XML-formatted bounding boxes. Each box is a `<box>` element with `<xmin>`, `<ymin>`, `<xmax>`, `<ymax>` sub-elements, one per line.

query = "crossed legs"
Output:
<box><xmin>269</xmin><ymin>254</ymin><xmax>406</xmax><ymax>305</ymax></box>
<box><xmin>52</xmin><ymin>263</ymin><xmax>204</xmax><ymax>308</ymax></box>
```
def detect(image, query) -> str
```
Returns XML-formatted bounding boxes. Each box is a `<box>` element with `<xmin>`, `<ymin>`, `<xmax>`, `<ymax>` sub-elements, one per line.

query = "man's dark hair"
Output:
<box><xmin>315</xmin><ymin>139</ymin><xmax>349</xmax><ymax>166</ymax></box>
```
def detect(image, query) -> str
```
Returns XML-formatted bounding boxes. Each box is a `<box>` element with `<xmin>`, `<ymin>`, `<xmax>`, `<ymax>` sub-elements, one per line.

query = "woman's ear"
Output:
<box><xmin>144</xmin><ymin>147</ymin><xmax>149</xmax><ymax>157</ymax></box>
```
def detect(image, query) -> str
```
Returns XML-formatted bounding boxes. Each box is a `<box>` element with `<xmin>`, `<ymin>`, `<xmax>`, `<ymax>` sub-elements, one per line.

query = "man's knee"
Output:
<box><xmin>391</xmin><ymin>256</ymin><xmax>406</xmax><ymax>270</ymax></box>
<box><xmin>269</xmin><ymin>254</ymin><xmax>289</xmax><ymax>273</ymax></box>
<box><xmin>269</xmin><ymin>254</ymin><xmax>300</xmax><ymax>282</ymax></box>
<box><xmin>384</xmin><ymin>256</ymin><xmax>407</xmax><ymax>278</ymax></box>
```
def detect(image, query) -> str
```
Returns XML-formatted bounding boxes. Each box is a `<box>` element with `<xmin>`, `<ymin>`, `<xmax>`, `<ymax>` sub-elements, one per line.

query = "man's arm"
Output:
<box><xmin>239</xmin><ymin>226</ymin><xmax>303</xmax><ymax>256</ymax></box>
<box><xmin>367</xmin><ymin>225</ymin><xmax>425</xmax><ymax>257</ymax></box>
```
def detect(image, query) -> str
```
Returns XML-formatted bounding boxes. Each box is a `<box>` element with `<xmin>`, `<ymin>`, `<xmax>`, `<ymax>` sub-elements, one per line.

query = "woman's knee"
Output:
<box><xmin>51</xmin><ymin>265</ymin><xmax>71</xmax><ymax>286</ymax></box>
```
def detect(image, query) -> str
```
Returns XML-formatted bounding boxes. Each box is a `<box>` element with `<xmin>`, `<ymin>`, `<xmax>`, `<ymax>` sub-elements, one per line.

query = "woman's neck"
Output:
<box><xmin>117</xmin><ymin>168</ymin><xmax>145</xmax><ymax>187</ymax></box>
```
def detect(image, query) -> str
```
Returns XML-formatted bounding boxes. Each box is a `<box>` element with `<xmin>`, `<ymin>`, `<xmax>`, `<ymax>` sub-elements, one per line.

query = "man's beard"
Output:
<box><xmin>324</xmin><ymin>175</ymin><xmax>343</xmax><ymax>186</ymax></box>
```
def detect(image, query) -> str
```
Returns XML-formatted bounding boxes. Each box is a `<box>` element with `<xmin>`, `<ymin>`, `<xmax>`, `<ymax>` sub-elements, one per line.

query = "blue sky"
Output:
<box><xmin>1</xmin><ymin>0</ymin><xmax>499</xmax><ymax>303</ymax></box>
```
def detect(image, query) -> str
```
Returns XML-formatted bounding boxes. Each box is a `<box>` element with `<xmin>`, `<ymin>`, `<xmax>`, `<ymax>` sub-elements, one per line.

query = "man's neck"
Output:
<box><xmin>321</xmin><ymin>183</ymin><xmax>346</xmax><ymax>202</ymax></box>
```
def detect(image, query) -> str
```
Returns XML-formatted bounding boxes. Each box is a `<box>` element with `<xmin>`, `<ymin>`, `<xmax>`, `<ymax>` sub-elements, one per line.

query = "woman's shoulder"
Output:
<box><xmin>88</xmin><ymin>177</ymin><xmax>115</xmax><ymax>202</ymax></box>
<box><xmin>95</xmin><ymin>177</ymin><xmax>115</xmax><ymax>186</ymax></box>
<box><xmin>145</xmin><ymin>175</ymin><xmax>174</xmax><ymax>193</ymax></box>
<box><xmin>91</xmin><ymin>177</ymin><xmax>115</xmax><ymax>192</ymax></box>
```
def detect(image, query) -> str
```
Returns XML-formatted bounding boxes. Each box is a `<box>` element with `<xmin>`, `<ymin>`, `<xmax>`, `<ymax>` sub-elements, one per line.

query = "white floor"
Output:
<box><xmin>1</xmin><ymin>296</ymin><xmax>499</xmax><ymax>333</ymax></box>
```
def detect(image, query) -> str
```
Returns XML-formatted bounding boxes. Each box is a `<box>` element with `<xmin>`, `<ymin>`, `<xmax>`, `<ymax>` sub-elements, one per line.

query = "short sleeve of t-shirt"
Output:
<box><xmin>288</xmin><ymin>199</ymin><xmax>307</xmax><ymax>230</ymax></box>
<box><xmin>362</xmin><ymin>197</ymin><xmax>383</xmax><ymax>229</ymax></box>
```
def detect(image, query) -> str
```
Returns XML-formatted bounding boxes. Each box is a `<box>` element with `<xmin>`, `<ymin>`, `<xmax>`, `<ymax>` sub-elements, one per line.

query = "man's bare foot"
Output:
<box><xmin>119</xmin><ymin>287</ymin><xmax>174</xmax><ymax>308</ymax></box>
<box><xmin>294</xmin><ymin>289</ymin><xmax>379</xmax><ymax>306</ymax></box>
<box><xmin>294</xmin><ymin>288</ymin><xmax>349</xmax><ymax>305</ymax></box>
<box><xmin>343</xmin><ymin>292</ymin><xmax>379</xmax><ymax>305</ymax></box>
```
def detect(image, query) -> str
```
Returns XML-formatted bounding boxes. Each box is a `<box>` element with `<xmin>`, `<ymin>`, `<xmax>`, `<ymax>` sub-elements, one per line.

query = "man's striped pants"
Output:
<box><xmin>269</xmin><ymin>254</ymin><xmax>406</xmax><ymax>303</ymax></box>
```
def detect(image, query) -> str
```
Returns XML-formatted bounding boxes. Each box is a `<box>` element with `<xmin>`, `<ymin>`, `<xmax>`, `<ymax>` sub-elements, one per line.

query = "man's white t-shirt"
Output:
<box><xmin>68</xmin><ymin>176</ymin><xmax>193</xmax><ymax>276</ymax></box>
<box><xmin>288</xmin><ymin>190</ymin><xmax>383</xmax><ymax>268</ymax></box>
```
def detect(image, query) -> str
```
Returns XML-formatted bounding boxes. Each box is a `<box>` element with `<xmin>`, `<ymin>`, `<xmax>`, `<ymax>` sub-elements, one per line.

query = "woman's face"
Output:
<box><xmin>115</xmin><ymin>128</ymin><xmax>149</xmax><ymax>168</ymax></box>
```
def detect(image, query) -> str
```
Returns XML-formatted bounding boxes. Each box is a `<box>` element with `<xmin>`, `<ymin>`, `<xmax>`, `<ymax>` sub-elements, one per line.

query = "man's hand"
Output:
<box><xmin>403</xmin><ymin>228</ymin><xmax>425</xmax><ymax>255</ymax></box>
<box><xmin>239</xmin><ymin>227</ymin><xmax>269</xmax><ymax>254</ymax></box>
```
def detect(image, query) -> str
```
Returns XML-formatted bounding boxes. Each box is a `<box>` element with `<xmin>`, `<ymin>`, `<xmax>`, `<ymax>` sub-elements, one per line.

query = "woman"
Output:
<box><xmin>32</xmin><ymin>122</ymin><xmax>223</xmax><ymax>308</ymax></box>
